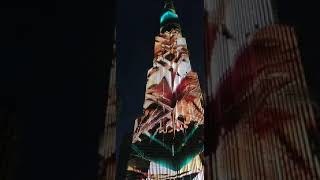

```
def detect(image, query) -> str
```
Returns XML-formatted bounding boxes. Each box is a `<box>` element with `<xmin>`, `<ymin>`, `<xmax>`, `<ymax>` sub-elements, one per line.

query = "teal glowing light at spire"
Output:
<box><xmin>160</xmin><ymin>0</ymin><xmax>181</xmax><ymax>33</ymax></box>
<box><xmin>160</xmin><ymin>10</ymin><xmax>178</xmax><ymax>24</ymax></box>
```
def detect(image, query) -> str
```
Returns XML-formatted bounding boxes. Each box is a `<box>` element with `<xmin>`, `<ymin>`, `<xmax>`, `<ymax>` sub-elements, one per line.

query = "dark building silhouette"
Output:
<box><xmin>98</xmin><ymin>34</ymin><xmax>117</xmax><ymax>180</ymax></box>
<box><xmin>204</xmin><ymin>0</ymin><xmax>320</xmax><ymax>179</ymax></box>
<box><xmin>0</xmin><ymin>97</ymin><xmax>18</xmax><ymax>180</ymax></box>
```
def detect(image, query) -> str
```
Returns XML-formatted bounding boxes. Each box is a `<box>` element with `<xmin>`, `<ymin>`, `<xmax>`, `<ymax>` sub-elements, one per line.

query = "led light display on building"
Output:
<box><xmin>126</xmin><ymin>1</ymin><xmax>204</xmax><ymax>179</ymax></box>
<box><xmin>204</xmin><ymin>0</ymin><xmax>320</xmax><ymax>179</ymax></box>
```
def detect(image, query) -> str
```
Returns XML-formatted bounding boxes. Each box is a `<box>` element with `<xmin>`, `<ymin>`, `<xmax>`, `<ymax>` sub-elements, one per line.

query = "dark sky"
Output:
<box><xmin>275</xmin><ymin>0</ymin><xmax>320</xmax><ymax>107</ymax></box>
<box><xmin>115</xmin><ymin>0</ymin><xmax>205</xmax><ymax>156</ymax></box>
<box><xmin>1</xmin><ymin>1</ymin><xmax>115</xmax><ymax>180</ymax></box>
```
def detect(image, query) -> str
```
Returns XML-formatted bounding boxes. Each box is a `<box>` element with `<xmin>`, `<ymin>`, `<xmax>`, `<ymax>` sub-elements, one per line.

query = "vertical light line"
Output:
<box><xmin>291</xmin><ymin>25</ymin><xmax>320</xmax><ymax>177</ymax></box>
<box><xmin>275</xmin><ymin>25</ymin><xmax>301</xmax><ymax>179</ymax></box>
<box><xmin>265</xmin><ymin>24</ymin><xmax>289</xmax><ymax>180</ymax></box>
<box><xmin>237</xmin><ymin>0</ymin><xmax>249</xmax><ymax>178</ymax></box>
<box><xmin>284</xmin><ymin>26</ymin><xmax>314</xmax><ymax>179</ymax></box>
<box><xmin>262</xmin><ymin>2</ymin><xmax>283</xmax><ymax>179</ymax></box>
<box><xmin>270</xmin><ymin>23</ymin><xmax>294</xmax><ymax>177</ymax></box>
<box><xmin>278</xmin><ymin>25</ymin><xmax>304</xmax><ymax>179</ymax></box>
<box><xmin>242</xmin><ymin>0</ymin><xmax>256</xmax><ymax>178</ymax></box>
<box><xmin>254</xmin><ymin>1</ymin><xmax>269</xmax><ymax>179</ymax></box>
<box><xmin>247</xmin><ymin>1</ymin><xmax>264</xmax><ymax>179</ymax></box>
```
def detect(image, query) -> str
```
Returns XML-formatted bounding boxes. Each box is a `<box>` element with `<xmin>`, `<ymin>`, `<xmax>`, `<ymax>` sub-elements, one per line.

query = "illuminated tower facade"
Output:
<box><xmin>126</xmin><ymin>0</ymin><xmax>204</xmax><ymax>179</ymax></box>
<box><xmin>204</xmin><ymin>0</ymin><xmax>320</xmax><ymax>179</ymax></box>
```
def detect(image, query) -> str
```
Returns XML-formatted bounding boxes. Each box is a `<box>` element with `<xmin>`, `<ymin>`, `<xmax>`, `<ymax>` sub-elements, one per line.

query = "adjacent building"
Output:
<box><xmin>98</xmin><ymin>35</ymin><xmax>117</xmax><ymax>180</ymax></box>
<box><xmin>204</xmin><ymin>0</ymin><xmax>320</xmax><ymax>179</ymax></box>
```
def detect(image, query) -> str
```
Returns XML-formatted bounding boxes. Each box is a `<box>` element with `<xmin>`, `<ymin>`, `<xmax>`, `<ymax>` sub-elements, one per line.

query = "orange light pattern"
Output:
<box><xmin>126</xmin><ymin>1</ymin><xmax>204</xmax><ymax>179</ymax></box>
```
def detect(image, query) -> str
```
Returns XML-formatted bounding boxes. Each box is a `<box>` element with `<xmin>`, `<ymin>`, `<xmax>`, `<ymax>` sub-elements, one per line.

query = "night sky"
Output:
<box><xmin>115</xmin><ymin>0</ymin><xmax>205</xmax><ymax>157</ymax></box>
<box><xmin>1</xmin><ymin>1</ymin><xmax>115</xmax><ymax>179</ymax></box>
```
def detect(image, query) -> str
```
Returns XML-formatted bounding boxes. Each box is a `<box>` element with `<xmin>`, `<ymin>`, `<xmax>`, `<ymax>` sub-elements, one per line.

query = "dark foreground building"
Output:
<box><xmin>204</xmin><ymin>0</ymin><xmax>320</xmax><ymax>179</ymax></box>
<box><xmin>0</xmin><ymin>97</ymin><xmax>18</xmax><ymax>180</ymax></box>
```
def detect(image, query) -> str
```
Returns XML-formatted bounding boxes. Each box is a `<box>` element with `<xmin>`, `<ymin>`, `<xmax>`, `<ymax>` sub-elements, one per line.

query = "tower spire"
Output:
<box><xmin>163</xmin><ymin>0</ymin><xmax>175</xmax><ymax>12</ymax></box>
<box><xmin>160</xmin><ymin>0</ymin><xmax>181</xmax><ymax>33</ymax></box>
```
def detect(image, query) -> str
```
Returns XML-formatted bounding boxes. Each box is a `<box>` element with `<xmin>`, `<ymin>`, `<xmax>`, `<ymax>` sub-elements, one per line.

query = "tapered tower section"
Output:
<box><xmin>126</xmin><ymin>1</ymin><xmax>204</xmax><ymax>179</ymax></box>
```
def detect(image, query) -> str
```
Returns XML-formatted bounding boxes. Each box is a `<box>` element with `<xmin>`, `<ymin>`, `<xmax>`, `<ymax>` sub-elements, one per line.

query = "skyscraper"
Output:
<box><xmin>204</xmin><ymin>0</ymin><xmax>320</xmax><ymax>179</ymax></box>
<box><xmin>98</xmin><ymin>33</ymin><xmax>117</xmax><ymax>180</ymax></box>
<box><xmin>125</xmin><ymin>0</ymin><xmax>204</xmax><ymax>179</ymax></box>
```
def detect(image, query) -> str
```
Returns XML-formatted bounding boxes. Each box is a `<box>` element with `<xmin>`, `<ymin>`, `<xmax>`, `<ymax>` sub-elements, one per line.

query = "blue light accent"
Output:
<box><xmin>160</xmin><ymin>10</ymin><xmax>178</xmax><ymax>24</ymax></box>
<box><xmin>143</xmin><ymin>132</ymin><xmax>172</xmax><ymax>152</ymax></box>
